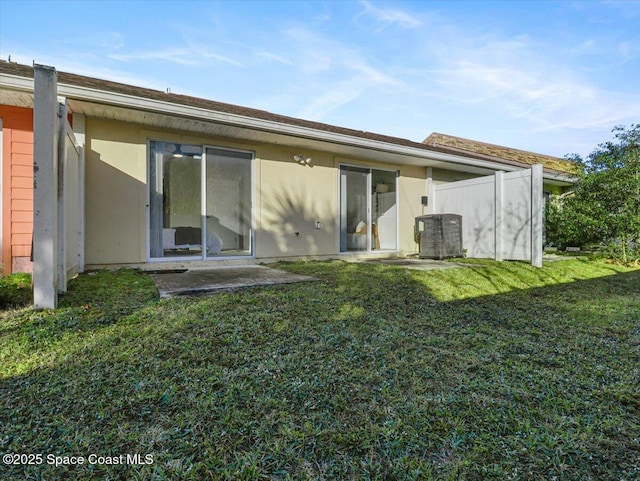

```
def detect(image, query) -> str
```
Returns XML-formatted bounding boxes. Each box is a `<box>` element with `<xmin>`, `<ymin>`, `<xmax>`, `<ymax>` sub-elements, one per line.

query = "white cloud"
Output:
<box><xmin>5</xmin><ymin>1</ymin><xmax>634</xmax><ymax>159</ymax></box>
<box><xmin>108</xmin><ymin>47</ymin><xmax>243</xmax><ymax>67</ymax></box>
<box><xmin>200</xmin><ymin>51</ymin><xmax>244</xmax><ymax>67</ymax></box>
<box><xmin>271</xmin><ymin>27</ymin><xmax>404</xmax><ymax>121</ymax></box>
<box><xmin>359</xmin><ymin>0</ymin><xmax>422</xmax><ymax>29</ymax></box>
<box><xmin>256</xmin><ymin>51</ymin><xmax>293</xmax><ymax>65</ymax></box>
<box><xmin>430</xmin><ymin>55</ymin><xmax>639</xmax><ymax>137</ymax></box>
<box><xmin>66</xmin><ymin>31</ymin><xmax>126</xmax><ymax>51</ymax></box>
<box><xmin>298</xmin><ymin>79</ymin><xmax>366</xmax><ymax>120</ymax></box>
<box><xmin>108</xmin><ymin>49</ymin><xmax>198</xmax><ymax>66</ymax></box>
<box><xmin>349</xmin><ymin>60</ymin><xmax>401</xmax><ymax>87</ymax></box>
<box><xmin>601</xmin><ymin>0</ymin><xmax>640</xmax><ymax>19</ymax></box>
<box><xmin>107</xmin><ymin>48</ymin><xmax>243</xmax><ymax>67</ymax></box>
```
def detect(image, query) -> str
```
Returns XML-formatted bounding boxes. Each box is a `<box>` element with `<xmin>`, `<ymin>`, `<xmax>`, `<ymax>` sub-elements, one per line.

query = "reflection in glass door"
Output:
<box><xmin>340</xmin><ymin>166</ymin><xmax>369</xmax><ymax>252</ymax></box>
<box><xmin>149</xmin><ymin>141</ymin><xmax>203</xmax><ymax>258</ymax></box>
<box><xmin>340</xmin><ymin>166</ymin><xmax>397</xmax><ymax>253</ymax></box>
<box><xmin>372</xmin><ymin>169</ymin><xmax>397</xmax><ymax>251</ymax></box>
<box><xmin>205</xmin><ymin>148</ymin><xmax>252</xmax><ymax>257</ymax></box>
<box><xmin>149</xmin><ymin>142</ymin><xmax>252</xmax><ymax>259</ymax></box>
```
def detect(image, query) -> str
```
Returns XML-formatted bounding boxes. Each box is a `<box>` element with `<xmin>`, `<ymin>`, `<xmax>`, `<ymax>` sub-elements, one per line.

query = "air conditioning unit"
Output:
<box><xmin>415</xmin><ymin>214</ymin><xmax>463</xmax><ymax>259</ymax></box>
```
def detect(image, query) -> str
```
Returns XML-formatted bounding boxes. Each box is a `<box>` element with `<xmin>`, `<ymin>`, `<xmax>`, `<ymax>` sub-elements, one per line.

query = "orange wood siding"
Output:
<box><xmin>1</xmin><ymin>105</ymin><xmax>34</xmax><ymax>274</ymax></box>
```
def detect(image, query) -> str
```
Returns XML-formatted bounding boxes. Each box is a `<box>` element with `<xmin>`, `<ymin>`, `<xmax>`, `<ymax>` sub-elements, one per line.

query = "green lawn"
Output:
<box><xmin>1</xmin><ymin>259</ymin><xmax>639</xmax><ymax>480</ymax></box>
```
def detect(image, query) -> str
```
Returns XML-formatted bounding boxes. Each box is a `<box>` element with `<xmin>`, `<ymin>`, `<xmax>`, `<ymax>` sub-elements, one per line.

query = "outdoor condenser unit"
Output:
<box><xmin>415</xmin><ymin>214</ymin><xmax>463</xmax><ymax>259</ymax></box>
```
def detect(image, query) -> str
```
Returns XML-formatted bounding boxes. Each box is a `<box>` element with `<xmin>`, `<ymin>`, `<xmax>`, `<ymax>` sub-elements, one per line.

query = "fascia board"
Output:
<box><xmin>58</xmin><ymin>84</ymin><xmax>538</xmax><ymax>172</ymax></box>
<box><xmin>0</xmin><ymin>73</ymin><xmax>34</xmax><ymax>91</ymax></box>
<box><xmin>0</xmin><ymin>73</ymin><xmax>575</xmax><ymax>182</ymax></box>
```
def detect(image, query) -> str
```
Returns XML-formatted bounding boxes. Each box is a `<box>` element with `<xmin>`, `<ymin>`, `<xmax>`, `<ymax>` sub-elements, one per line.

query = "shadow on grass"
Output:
<box><xmin>1</xmin><ymin>260</ymin><xmax>639</xmax><ymax>479</ymax></box>
<box><xmin>0</xmin><ymin>273</ymin><xmax>32</xmax><ymax>310</ymax></box>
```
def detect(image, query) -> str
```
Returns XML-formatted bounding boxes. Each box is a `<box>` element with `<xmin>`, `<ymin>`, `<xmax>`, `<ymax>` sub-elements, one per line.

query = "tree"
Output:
<box><xmin>546</xmin><ymin>125</ymin><xmax>640</xmax><ymax>263</ymax></box>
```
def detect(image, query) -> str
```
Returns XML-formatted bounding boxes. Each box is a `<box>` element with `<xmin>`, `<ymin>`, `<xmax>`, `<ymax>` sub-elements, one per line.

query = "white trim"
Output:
<box><xmin>145</xmin><ymin>138</ymin><xmax>151</xmax><ymax>262</ymax></box>
<box><xmin>0</xmin><ymin>73</ymin><xmax>33</xmax><ymax>92</ymax></box>
<box><xmin>0</xmin><ymin>72</ymin><xmax>574</xmax><ymax>184</ymax></box>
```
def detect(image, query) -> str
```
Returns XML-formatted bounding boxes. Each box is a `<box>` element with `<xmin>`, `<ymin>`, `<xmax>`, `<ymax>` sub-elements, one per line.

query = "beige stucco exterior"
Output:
<box><xmin>84</xmin><ymin>118</ymin><xmax>434</xmax><ymax>266</ymax></box>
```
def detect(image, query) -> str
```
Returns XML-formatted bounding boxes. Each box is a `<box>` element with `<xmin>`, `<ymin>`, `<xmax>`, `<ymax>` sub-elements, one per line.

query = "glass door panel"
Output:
<box><xmin>149</xmin><ymin>141</ymin><xmax>202</xmax><ymax>258</ymax></box>
<box><xmin>340</xmin><ymin>166</ymin><xmax>369</xmax><ymax>252</ymax></box>
<box><xmin>340</xmin><ymin>166</ymin><xmax>397</xmax><ymax>253</ymax></box>
<box><xmin>372</xmin><ymin>169</ymin><xmax>397</xmax><ymax>251</ymax></box>
<box><xmin>205</xmin><ymin>148</ymin><xmax>252</xmax><ymax>257</ymax></box>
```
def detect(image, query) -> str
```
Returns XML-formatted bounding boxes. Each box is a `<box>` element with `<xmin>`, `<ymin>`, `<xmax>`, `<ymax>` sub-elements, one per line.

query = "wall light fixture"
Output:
<box><xmin>294</xmin><ymin>154</ymin><xmax>312</xmax><ymax>164</ymax></box>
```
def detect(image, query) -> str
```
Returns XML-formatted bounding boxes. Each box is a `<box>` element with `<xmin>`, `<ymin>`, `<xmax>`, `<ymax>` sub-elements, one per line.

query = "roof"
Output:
<box><xmin>424</xmin><ymin>132</ymin><xmax>578</xmax><ymax>175</ymax></box>
<box><xmin>0</xmin><ymin>60</ymin><xmax>575</xmax><ymax>177</ymax></box>
<box><xmin>0</xmin><ymin>60</ymin><xmax>429</xmax><ymax>149</ymax></box>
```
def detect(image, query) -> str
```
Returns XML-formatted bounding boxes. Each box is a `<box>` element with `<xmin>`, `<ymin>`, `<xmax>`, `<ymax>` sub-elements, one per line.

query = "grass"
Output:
<box><xmin>0</xmin><ymin>272</ymin><xmax>32</xmax><ymax>309</ymax></box>
<box><xmin>1</xmin><ymin>259</ymin><xmax>639</xmax><ymax>480</ymax></box>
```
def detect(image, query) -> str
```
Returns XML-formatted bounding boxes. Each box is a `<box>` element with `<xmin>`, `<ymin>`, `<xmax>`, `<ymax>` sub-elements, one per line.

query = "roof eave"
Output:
<box><xmin>0</xmin><ymin>71</ymin><xmax>575</xmax><ymax>183</ymax></box>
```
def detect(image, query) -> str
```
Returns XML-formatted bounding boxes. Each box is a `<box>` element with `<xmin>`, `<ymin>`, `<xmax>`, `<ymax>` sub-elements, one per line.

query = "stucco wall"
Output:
<box><xmin>258</xmin><ymin>147</ymin><xmax>338</xmax><ymax>259</ymax></box>
<box><xmin>398</xmin><ymin>165</ymin><xmax>426</xmax><ymax>254</ymax></box>
<box><xmin>85</xmin><ymin>118</ymin><xmax>147</xmax><ymax>265</ymax></box>
<box><xmin>84</xmin><ymin>118</ymin><xmax>434</xmax><ymax>265</ymax></box>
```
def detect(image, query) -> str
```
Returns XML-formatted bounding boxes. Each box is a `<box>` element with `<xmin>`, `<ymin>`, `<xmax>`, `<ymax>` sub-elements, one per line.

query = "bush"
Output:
<box><xmin>544</xmin><ymin>125</ymin><xmax>640</xmax><ymax>263</ymax></box>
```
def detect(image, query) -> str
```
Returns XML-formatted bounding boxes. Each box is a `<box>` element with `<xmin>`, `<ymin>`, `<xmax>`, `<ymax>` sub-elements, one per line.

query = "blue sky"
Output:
<box><xmin>1</xmin><ymin>0</ymin><xmax>639</xmax><ymax>158</ymax></box>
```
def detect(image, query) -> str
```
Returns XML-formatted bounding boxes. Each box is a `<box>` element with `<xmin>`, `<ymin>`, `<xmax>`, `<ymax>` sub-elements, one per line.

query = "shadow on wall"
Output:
<box><xmin>85</xmin><ymin>149</ymin><xmax>146</xmax><ymax>265</ymax></box>
<box><xmin>259</xmin><ymin>186</ymin><xmax>337</xmax><ymax>258</ymax></box>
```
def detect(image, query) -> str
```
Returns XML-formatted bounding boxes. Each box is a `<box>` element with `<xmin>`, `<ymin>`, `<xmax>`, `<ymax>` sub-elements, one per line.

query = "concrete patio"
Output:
<box><xmin>148</xmin><ymin>256</ymin><xmax>566</xmax><ymax>298</ymax></box>
<box><xmin>148</xmin><ymin>265</ymin><xmax>317</xmax><ymax>298</ymax></box>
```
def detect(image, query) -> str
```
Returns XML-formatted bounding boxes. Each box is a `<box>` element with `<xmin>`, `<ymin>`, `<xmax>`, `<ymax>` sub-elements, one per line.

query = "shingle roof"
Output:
<box><xmin>0</xmin><ymin>60</ymin><xmax>427</xmax><ymax>149</ymax></box>
<box><xmin>424</xmin><ymin>132</ymin><xmax>578</xmax><ymax>174</ymax></box>
<box><xmin>1</xmin><ymin>60</ymin><xmax>575</xmax><ymax>176</ymax></box>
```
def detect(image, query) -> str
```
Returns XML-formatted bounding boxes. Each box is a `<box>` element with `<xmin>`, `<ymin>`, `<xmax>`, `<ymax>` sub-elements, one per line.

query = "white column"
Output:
<box><xmin>494</xmin><ymin>171</ymin><xmax>504</xmax><ymax>261</ymax></box>
<box><xmin>531</xmin><ymin>164</ymin><xmax>543</xmax><ymax>267</ymax></box>
<box><xmin>33</xmin><ymin>65</ymin><xmax>59</xmax><ymax>309</ymax></box>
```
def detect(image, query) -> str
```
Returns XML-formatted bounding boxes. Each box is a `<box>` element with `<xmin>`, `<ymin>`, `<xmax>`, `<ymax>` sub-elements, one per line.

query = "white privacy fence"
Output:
<box><xmin>33</xmin><ymin>65</ymin><xmax>85</xmax><ymax>309</ymax></box>
<box><xmin>427</xmin><ymin>165</ymin><xmax>543</xmax><ymax>267</ymax></box>
<box><xmin>59</xmin><ymin>113</ymin><xmax>83</xmax><ymax>287</ymax></box>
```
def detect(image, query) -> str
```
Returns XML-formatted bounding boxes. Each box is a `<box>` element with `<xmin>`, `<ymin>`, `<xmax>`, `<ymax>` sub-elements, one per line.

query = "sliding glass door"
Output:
<box><xmin>149</xmin><ymin>141</ymin><xmax>252</xmax><ymax>260</ymax></box>
<box><xmin>340</xmin><ymin>166</ymin><xmax>369</xmax><ymax>252</ymax></box>
<box><xmin>340</xmin><ymin>166</ymin><xmax>397</xmax><ymax>253</ymax></box>
<box><xmin>372</xmin><ymin>169</ymin><xmax>397</xmax><ymax>250</ymax></box>
<box><xmin>205</xmin><ymin>147</ymin><xmax>252</xmax><ymax>257</ymax></box>
<box><xmin>149</xmin><ymin>141</ymin><xmax>203</xmax><ymax>258</ymax></box>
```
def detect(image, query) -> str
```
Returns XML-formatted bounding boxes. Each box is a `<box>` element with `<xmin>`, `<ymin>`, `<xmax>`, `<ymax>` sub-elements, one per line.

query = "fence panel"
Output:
<box><xmin>431</xmin><ymin>166</ymin><xmax>542</xmax><ymax>265</ymax></box>
<box><xmin>63</xmin><ymin>122</ymin><xmax>81</xmax><ymax>281</ymax></box>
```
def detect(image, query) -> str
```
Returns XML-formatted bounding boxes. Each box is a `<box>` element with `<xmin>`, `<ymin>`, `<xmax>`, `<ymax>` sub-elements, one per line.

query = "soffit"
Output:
<box><xmin>67</xmin><ymin>98</ymin><xmax>505</xmax><ymax>173</ymax></box>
